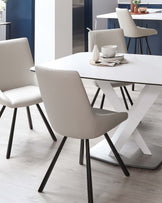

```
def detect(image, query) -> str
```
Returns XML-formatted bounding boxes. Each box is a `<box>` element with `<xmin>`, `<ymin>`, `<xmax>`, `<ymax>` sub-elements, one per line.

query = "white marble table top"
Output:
<box><xmin>0</xmin><ymin>22</ymin><xmax>11</xmax><ymax>25</ymax></box>
<box><xmin>97</xmin><ymin>9</ymin><xmax>162</xmax><ymax>21</ymax></box>
<box><xmin>35</xmin><ymin>52</ymin><xmax>162</xmax><ymax>86</ymax></box>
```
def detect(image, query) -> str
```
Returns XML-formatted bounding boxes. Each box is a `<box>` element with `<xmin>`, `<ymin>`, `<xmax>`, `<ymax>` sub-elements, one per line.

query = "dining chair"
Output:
<box><xmin>36</xmin><ymin>67</ymin><xmax>130</xmax><ymax>203</ymax></box>
<box><xmin>88</xmin><ymin>28</ymin><xmax>133</xmax><ymax>110</ymax></box>
<box><xmin>116</xmin><ymin>8</ymin><xmax>157</xmax><ymax>54</ymax></box>
<box><xmin>0</xmin><ymin>38</ymin><xmax>57</xmax><ymax>159</ymax></box>
<box><xmin>116</xmin><ymin>8</ymin><xmax>157</xmax><ymax>90</ymax></box>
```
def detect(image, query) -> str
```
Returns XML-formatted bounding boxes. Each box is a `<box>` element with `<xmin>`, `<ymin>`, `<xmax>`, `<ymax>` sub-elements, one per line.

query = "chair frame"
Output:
<box><xmin>91</xmin><ymin>86</ymin><xmax>133</xmax><ymax>111</ymax></box>
<box><xmin>38</xmin><ymin>133</ymin><xmax>129</xmax><ymax>203</ymax></box>
<box><xmin>127</xmin><ymin>36</ymin><xmax>151</xmax><ymax>56</ymax></box>
<box><xmin>0</xmin><ymin>104</ymin><xmax>57</xmax><ymax>159</ymax></box>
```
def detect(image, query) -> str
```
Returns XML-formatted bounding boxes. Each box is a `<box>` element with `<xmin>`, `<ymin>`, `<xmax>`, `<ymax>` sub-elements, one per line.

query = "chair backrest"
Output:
<box><xmin>36</xmin><ymin>67</ymin><xmax>96</xmax><ymax>139</ymax></box>
<box><xmin>0</xmin><ymin>38</ymin><xmax>35</xmax><ymax>91</ymax></box>
<box><xmin>116</xmin><ymin>8</ymin><xmax>138</xmax><ymax>37</ymax></box>
<box><xmin>88</xmin><ymin>28</ymin><xmax>127</xmax><ymax>53</ymax></box>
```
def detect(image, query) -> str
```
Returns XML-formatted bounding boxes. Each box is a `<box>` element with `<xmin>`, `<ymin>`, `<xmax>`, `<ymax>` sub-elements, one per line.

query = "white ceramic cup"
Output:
<box><xmin>101</xmin><ymin>45</ymin><xmax>117</xmax><ymax>58</ymax></box>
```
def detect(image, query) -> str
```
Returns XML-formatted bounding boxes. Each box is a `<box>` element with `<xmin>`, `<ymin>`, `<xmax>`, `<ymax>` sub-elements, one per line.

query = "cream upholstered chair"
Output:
<box><xmin>36</xmin><ymin>67</ymin><xmax>130</xmax><ymax>203</ymax></box>
<box><xmin>116</xmin><ymin>8</ymin><xmax>157</xmax><ymax>90</ymax></box>
<box><xmin>88</xmin><ymin>28</ymin><xmax>133</xmax><ymax>110</ymax></box>
<box><xmin>116</xmin><ymin>8</ymin><xmax>157</xmax><ymax>55</ymax></box>
<box><xmin>0</xmin><ymin>38</ymin><xmax>57</xmax><ymax>159</ymax></box>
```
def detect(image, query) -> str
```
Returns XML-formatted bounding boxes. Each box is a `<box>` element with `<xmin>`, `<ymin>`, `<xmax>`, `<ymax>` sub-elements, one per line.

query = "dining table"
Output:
<box><xmin>32</xmin><ymin>52</ymin><xmax>162</xmax><ymax>169</ymax></box>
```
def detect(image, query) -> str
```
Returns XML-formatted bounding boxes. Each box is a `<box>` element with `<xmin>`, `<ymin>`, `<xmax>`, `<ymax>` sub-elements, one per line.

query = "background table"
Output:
<box><xmin>97</xmin><ymin>9</ymin><xmax>162</xmax><ymax>55</ymax></box>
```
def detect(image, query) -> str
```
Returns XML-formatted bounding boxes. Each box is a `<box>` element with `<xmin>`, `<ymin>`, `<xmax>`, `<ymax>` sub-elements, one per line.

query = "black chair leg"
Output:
<box><xmin>132</xmin><ymin>84</ymin><xmax>135</xmax><ymax>91</ymax></box>
<box><xmin>145</xmin><ymin>36</ymin><xmax>152</xmax><ymax>55</ymax></box>
<box><xmin>127</xmin><ymin>37</ymin><xmax>131</xmax><ymax>51</ymax></box>
<box><xmin>36</xmin><ymin>104</ymin><xmax>57</xmax><ymax>142</ymax></box>
<box><xmin>120</xmin><ymin>87</ymin><xmax>129</xmax><ymax>110</ymax></box>
<box><xmin>132</xmin><ymin>38</ymin><xmax>138</xmax><ymax>91</ymax></box>
<box><xmin>0</xmin><ymin>106</ymin><xmax>6</xmax><ymax>117</ymax></box>
<box><xmin>26</xmin><ymin>106</ymin><xmax>33</xmax><ymax>129</ymax></box>
<box><xmin>6</xmin><ymin>108</ymin><xmax>17</xmax><ymax>159</ymax></box>
<box><xmin>91</xmin><ymin>87</ymin><xmax>100</xmax><ymax>107</ymax></box>
<box><xmin>139</xmin><ymin>38</ymin><xmax>143</xmax><ymax>54</ymax></box>
<box><xmin>100</xmin><ymin>94</ymin><xmax>105</xmax><ymax>109</ymax></box>
<box><xmin>104</xmin><ymin>133</ymin><xmax>130</xmax><ymax>177</ymax></box>
<box><xmin>134</xmin><ymin>38</ymin><xmax>137</xmax><ymax>54</ymax></box>
<box><xmin>123</xmin><ymin>86</ymin><xmax>133</xmax><ymax>106</ymax></box>
<box><xmin>79</xmin><ymin>139</ymin><xmax>84</xmax><ymax>165</ymax></box>
<box><xmin>86</xmin><ymin>139</ymin><xmax>93</xmax><ymax>203</ymax></box>
<box><xmin>38</xmin><ymin>136</ymin><xmax>67</xmax><ymax>192</ymax></box>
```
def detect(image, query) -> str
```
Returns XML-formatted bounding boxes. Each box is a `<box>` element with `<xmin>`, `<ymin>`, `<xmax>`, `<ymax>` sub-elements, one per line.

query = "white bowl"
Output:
<box><xmin>101</xmin><ymin>45</ymin><xmax>117</xmax><ymax>58</ymax></box>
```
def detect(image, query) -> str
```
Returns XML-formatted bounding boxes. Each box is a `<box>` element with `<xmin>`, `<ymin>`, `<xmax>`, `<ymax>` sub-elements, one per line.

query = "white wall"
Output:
<box><xmin>0</xmin><ymin>11</ymin><xmax>6</xmax><ymax>40</ymax></box>
<box><xmin>35</xmin><ymin>0</ymin><xmax>72</xmax><ymax>65</ymax></box>
<box><xmin>35</xmin><ymin>0</ymin><xmax>55</xmax><ymax>65</ymax></box>
<box><xmin>93</xmin><ymin>0</ymin><xmax>118</xmax><ymax>30</ymax></box>
<box><xmin>55</xmin><ymin>0</ymin><xmax>72</xmax><ymax>59</ymax></box>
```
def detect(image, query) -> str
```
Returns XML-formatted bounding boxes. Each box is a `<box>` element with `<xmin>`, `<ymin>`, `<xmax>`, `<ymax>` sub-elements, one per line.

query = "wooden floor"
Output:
<box><xmin>0</xmin><ymin>81</ymin><xmax>162</xmax><ymax>203</ymax></box>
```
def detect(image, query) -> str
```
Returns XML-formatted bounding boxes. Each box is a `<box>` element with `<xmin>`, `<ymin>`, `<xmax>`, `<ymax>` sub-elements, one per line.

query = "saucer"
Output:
<box><xmin>101</xmin><ymin>53</ymin><xmax>124</xmax><ymax>63</ymax></box>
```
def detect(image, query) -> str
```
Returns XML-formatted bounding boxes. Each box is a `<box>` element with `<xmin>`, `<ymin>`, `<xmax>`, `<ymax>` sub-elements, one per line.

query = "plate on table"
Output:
<box><xmin>100</xmin><ymin>53</ymin><xmax>124</xmax><ymax>63</ymax></box>
<box><xmin>89</xmin><ymin>54</ymin><xmax>127</xmax><ymax>67</ymax></box>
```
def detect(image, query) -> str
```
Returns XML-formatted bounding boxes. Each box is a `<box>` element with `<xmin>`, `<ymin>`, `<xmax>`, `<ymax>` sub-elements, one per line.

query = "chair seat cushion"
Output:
<box><xmin>92</xmin><ymin>108</ymin><xmax>128</xmax><ymax>138</ymax></box>
<box><xmin>0</xmin><ymin>85</ymin><xmax>42</xmax><ymax>108</ymax></box>
<box><xmin>137</xmin><ymin>27</ymin><xmax>157</xmax><ymax>37</ymax></box>
<box><xmin>93</xmin><ymin>108</ymin><xmax>117</xmax><ymax>115</ymax></box>
<box><xmin>126</xmin><ymin>27</ymin><xmax>157</xmax><ymax>38</ymax></box>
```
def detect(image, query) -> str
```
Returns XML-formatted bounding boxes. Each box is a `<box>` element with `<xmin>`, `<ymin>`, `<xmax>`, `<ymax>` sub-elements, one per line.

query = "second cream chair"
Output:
<box><xmin>88</xmin><ymin>28</ymin><xmax>133</xmax><ymax>110</ymax></box>
<box><xmin>116</xmin><ymin>8</ymin><xmax>157</xmax><ymax>55</ymax></box>
<box><xmin>116</xmin><ymin>8</ymin><xmax>157</xmax><ymax>90</ymax></box>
